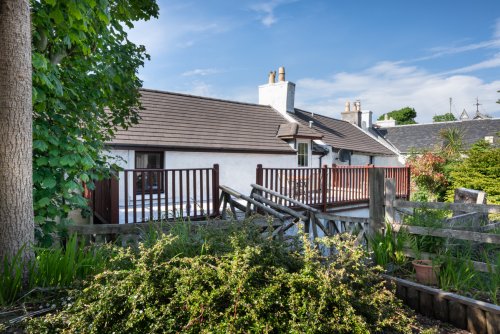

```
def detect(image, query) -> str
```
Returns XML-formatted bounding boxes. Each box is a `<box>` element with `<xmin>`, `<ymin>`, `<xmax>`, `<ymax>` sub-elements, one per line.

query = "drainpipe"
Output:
<box><xmin>318</xmin><ymin>146</ymin><xmax>330</xmax><ymax>166</ymax></box>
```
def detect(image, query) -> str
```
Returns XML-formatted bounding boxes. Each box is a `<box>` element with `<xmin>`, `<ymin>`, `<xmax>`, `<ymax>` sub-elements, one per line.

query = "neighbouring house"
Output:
<box><xmin>371</xmin><ymin>118</ymin><xmax>500</xmax><ymax>157</ymax></box>
<box><xmin>99</xmin><ymin>67</ymin><xmax>403</xmax><ymax>224</ymax></box>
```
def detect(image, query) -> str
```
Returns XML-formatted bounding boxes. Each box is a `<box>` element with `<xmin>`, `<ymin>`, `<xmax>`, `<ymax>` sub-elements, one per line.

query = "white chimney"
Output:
<box><xmin>361</xmin><ymin>110</ymin><xmax>372</xmax><ymax>129</ymax></box>
<box><xmin>259</xmin><ymin>66</ymin><xmax>295</xmax><ymax>116</ymax></box>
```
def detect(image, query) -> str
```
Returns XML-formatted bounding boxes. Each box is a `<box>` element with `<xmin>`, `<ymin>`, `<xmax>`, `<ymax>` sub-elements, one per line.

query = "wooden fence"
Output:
<box><xmin>382</xmin><ymin>180</ymin><xmax>500</xmax><ymax>333</ymax></box>
<box><xmin>256</xmin><ymin>164</ymin><xmax>410</xmax><ymax>211</ymax></box>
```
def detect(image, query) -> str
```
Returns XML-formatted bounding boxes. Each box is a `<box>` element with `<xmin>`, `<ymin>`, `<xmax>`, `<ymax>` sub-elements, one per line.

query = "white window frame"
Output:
<box><xmin>297</xmin><ymin>140</ymin><xmax>310</xmax><ymax>167</ymax></box>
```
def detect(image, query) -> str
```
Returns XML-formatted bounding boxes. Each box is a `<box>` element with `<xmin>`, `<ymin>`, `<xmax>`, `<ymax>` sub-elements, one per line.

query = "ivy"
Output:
<box><xmin>31</xmin><ymin>0</ymin><xmax>159</xmax><ymax>245</ymax></box>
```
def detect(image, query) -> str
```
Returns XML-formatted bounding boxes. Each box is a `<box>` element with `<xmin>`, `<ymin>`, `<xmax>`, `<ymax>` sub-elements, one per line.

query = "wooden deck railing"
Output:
<box><xmin>256</xmin><ymin>164</ymin><xmax>410</xmax><ymax>211</ymax></box>
<box><xmin>122</xmin><ymin>164</ymin><xmax>220</xmax><ymax>223</ymax></box>
<box><xmin>93</xmin><ymin>164</ymin><xmax>220</xmax><ymax>224</ymax></box>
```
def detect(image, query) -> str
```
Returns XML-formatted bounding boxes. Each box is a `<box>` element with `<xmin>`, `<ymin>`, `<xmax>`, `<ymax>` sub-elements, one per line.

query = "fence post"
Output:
<box><xmin>385</xmin><ymin>178</ymin><xmax>396</xmax><ymax>225</ymax></box>
<box><xmin>256</xmin><ymin>164</ymin><xmax>263</xmax><ymax>186</ymax></box>
<box><xmin>212</xmin><ymin>164</ymin><xmax>220</xmax><ymax>216</ymax></box>
<box><xmin>321</xmin><ymin>165</ymin><xmax>328</xmax><ymax>212</ymax></box>
<box><xmin>369</xmin><ymin>168</ymin><xmax>384</xmax><ymax>235</ymax></box>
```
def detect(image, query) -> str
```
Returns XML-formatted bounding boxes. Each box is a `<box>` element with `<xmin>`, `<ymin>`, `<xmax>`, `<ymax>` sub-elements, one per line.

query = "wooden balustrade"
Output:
<box><xmin>121</xmin><ymin>164</ymin><xmax>219</xmax><ymax>223</ymax></box>
<box><xmin>93</xmin><ymin>164</ymin><xmax>219</xmax><ymax>224</ymax></box>
<box><xmin>256</xmin><ymin>164</ymin><xmax>410</xmax><ymax>211</ymax></box>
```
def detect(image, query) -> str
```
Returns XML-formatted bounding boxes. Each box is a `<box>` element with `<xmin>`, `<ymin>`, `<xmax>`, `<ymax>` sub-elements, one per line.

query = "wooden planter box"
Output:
<box><xmin>385</xmin><ymin>275</ymin><xmax>500</xmax><ymax>334</ymax></box>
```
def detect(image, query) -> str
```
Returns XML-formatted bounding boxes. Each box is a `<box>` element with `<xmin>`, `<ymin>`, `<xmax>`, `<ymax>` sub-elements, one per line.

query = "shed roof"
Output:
<box><xmin>111</xmin><ymin>89</ymin><xmax>322</xmax><ymax>153</ymax></box>
<box><xmin>375</xmin><ymin>118</ymin><xmax>500</xmax><ymax>153</ymax></box>
<box><xmin>291</xmin><ymin>109</ymin><xmax>396</xmax><ymax>156</ymax></box>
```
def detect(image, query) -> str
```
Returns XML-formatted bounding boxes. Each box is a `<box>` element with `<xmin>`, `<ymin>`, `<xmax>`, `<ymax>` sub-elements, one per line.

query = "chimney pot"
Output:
<box><xmin>278</xmin><ymin>66</ymin><xmax>285</xmax><ymax>82</ymax></box>
<box><xmin>268</xmin><ymin>71</ymin><xmax>276</xmax><ymax>84</ymax></box>
<box><xmin>345</xmin><ymin>101</ymin><xmax>350</xmax><ymax>112</ymax></box>
<box><xmin>355</xmin><ymin>100</ymin><xmax>361</xmax><ymax>112</ymax></box>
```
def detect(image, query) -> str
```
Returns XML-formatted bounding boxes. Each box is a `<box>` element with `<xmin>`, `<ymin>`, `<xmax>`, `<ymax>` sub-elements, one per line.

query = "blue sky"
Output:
<box><xmin>127</xmin><ymin>0</ymin><xmax>500</xmax><ymax>122</ymax></box>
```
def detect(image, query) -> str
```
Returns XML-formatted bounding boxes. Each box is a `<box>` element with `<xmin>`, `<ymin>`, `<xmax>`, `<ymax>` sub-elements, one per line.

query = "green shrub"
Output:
<box><xmin>28</xmin><ymin>232</ymin><xmax>414</xmax><ymax>333</ymax></box>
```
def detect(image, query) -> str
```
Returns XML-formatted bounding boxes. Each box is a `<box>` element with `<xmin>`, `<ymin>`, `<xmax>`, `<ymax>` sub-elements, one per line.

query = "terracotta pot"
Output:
<box><xmin>412</xmin><ymin>259</ymin><xmax>440</xmax><ymax>285</ymax></box>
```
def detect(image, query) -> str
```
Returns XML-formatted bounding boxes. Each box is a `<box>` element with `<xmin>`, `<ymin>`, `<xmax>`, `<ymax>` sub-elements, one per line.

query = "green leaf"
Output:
<box><xmin>37</xmin><ymin>197</ymin><xmax>51</xmax><ymax>208</ymax></box>
<box><xmin>32</xmin><ymin>53</ymin><xmax>47</xmax><ymax>70</ymax></box>
<box><xmin>41</xmin><ymin>177</ymin><xmax>57</xmax><ymax>189</ymax></box>
<box><xmin>33</xmin><ymin>140</ymin><xmax>48</xmax><ymax>151</ymax></box>
<box><xmin>50</xmin><ymin>9</ymin><xmax>65</xmax><ymax>25</ymax></box>
<box><xmin>35</xmin><ymin>156</ymin><xmax>49</xmax><ymax>167</ymax></box>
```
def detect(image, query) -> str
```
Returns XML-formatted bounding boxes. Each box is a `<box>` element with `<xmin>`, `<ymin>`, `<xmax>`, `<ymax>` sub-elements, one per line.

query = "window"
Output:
<box><xmin>297</xmin><ymin>142</ymin><xmax>309</xmax><ymax>167</ymax></box>
<box><xmin>135</xmin><ymin>151</ymin><xmax>164</xmax><ymax>193</ymax></box>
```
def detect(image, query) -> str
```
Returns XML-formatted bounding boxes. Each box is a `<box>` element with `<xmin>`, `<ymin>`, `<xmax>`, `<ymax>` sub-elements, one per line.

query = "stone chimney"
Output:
<box><xmin>259</xmin><ymin>66</ymin><xmax>296</xmax><ymax>116</ymax></box>
<box><xmin>341</xmin><ymin>100</ymin><xmax>362</xmax><ymax>126</ymax></box>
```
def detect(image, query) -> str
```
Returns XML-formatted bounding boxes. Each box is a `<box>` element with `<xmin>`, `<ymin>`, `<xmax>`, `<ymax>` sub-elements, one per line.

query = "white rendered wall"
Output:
<box><xmin>110</xmin><ymin>149</ymin><xmax>297</xmax><ymax>206</ymax></box>
<box><xmin>165</xmin><ymin>151</ymin><xmax>296</xmax><ymax>195</ymax></box>
<box><xmin>373</xmin><ymin>155</ymin><xmax>403</xmax><ymax>167</ymax></box>
<box><xmin>350</xmin><ymin>154</ymin><xmax>370</xmax><ymax>166</ymax></box>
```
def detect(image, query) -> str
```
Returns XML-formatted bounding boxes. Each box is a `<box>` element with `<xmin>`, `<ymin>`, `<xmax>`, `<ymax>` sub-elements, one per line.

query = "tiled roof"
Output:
<box><xmin>111</xmin><ymin>89</ymin><xmax>310</xmax><ymax>153</ymax></box>
<box><xmin>291</xmin><ymin>109</ymin><xmax>396</xmax><ymax>156</ymax></box>
<box><xmin>375</xmin><ymin>119</ymin><xmax>500</xmax><ymax>153</ymax></box>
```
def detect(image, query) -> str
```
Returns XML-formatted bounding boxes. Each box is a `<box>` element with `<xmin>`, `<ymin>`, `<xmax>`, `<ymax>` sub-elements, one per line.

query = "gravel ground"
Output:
<box><xmin>413</xmin><ymin>313</ymin><xmax>470</xmax><ymax>333</ymax></box>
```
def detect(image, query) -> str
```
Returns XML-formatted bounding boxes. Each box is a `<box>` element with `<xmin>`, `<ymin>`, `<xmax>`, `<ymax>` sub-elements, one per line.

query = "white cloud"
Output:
<box><xmin>495</xmin><ymin>18</ymin><xmax>500</xmax><ymax>39</ymax></box>
<box><xmin>180</xmin><ymin>80</ymin><xmax>214</xmax><ymax>97</ymax></box>
<box><xmin>250</xmin><ymin>0</ymin><xmax>297</xmax><ymax>27</ymax></box>
<box><xmin>125</xmin><ymin>4</ymin><xmax>232</xmax><ymax>58</ymax></box>
<box><xmin>293</xmin><ymin>19</ymin><xmax>500</xmax><ymax>123</ymax></box>
<box><xmin>443</xmin><ymin>52</ymin><xmax>500</xmax><ymax>74</ymax></box>
<box><xmin>404</xmin><ymin>18</ymin><xmax>500</xmax><ymax>64</ymax></box>
<box><xmin>295</xmin><ymin>62</ymin><xmax>500</xmax><ymax>123</ymax></box>
<box><xmin>181</xmin><ymin>68</ymin><xmax>220</xmax><ymax>77</ymax></box>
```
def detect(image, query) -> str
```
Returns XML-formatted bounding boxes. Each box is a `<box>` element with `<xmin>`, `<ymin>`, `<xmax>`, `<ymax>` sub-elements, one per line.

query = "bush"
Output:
<box><xmin>27</xmin><ymin>229</ymin><xmax>414</xmax><ymax>333</ymax></box>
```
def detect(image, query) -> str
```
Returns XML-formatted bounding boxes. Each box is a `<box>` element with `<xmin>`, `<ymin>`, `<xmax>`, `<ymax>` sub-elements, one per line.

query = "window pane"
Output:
<box><xmin>136</xmin><ymin>152</ymin><xmax>162</xmax><ymax>169</ymax></box>
<box><xmin>135</xmin><ymin>152</ymin><xmax>164</xmax><ymax>193</ymax></box>
<box><xmin>297</xmin><ymin>143</ymin><xmax>308</xmax><ymax>167</ymax></box>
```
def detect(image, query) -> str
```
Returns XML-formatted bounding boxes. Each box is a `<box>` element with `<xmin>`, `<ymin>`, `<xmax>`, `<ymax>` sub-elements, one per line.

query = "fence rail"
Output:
<box><xmin>256</xmin><ymin>164</ymin><xmax>410</xmax><ymax>211</ymax></box>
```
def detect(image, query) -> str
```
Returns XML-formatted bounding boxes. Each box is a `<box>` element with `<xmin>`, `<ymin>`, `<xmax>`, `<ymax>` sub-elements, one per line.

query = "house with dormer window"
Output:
<box><xmin>107</xmin><ymin>67</ymin><xmax>400</xmax><ymax>208</ymax></box>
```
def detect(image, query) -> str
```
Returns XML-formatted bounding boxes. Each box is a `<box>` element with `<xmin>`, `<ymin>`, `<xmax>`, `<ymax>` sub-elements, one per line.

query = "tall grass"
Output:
<box><xmin>369</xmin><ymin>222</ymin><xmax>408</xmax><ymax>269</ymax></box>
<box><xmin>30</xmin><ymin>234</ymin><xmax>108</xmax><ymax>288</ymax></box>
<box><xmin>0</xmin><ymin>247</ymin><xmax>24</xmax><ymax>305</ymax></box>
<box><xmin>0</xmin><ymin>235</ymin><xmax>108</xmax><ymax>307</ymax></box>
<box><xmin>438</xmin><ymin>249</ymin><xmax>476</xmax><ymax>293</ymax></box>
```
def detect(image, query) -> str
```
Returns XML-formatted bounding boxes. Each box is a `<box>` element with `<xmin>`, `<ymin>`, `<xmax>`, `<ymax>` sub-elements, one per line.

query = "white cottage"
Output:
<box><xmin>100</xmin><ymin>68</ymin><xmax>402</xmax><ymax>224</ymax></box>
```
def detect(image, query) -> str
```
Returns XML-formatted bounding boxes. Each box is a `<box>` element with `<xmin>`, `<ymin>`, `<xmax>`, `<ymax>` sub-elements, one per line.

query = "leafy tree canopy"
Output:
<box><xmin>433</xmin><ymin>112</ymin><xmax>457</xmax><ymax>122</ymax></box>
<box><xmin>32</xmin><ymin>0</ymin><xmax>159</xmax><ymax>244</ymax></box>
<box><xmin>446</xmin><ymin>140</ymin><xmax>500</xmax><ymax>204</ymax></box>
<box><xmin>378</xmin><ymin>107</ymin><xmax>417</xmax><ymax>125</ymax></box>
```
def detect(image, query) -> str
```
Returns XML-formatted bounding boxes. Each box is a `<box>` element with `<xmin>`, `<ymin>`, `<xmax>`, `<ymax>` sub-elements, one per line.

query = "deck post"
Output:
<box><xmin>110</xmin><ymin>172</ymin><xmax>119</xmax><ymax>224</ymax></box>
<box><xmin>321</xmin><ymin>165</ymin><xmax>328</xmax><ymax>212</ymax></box>
<box><xmin>212</xmin><ymin>164</ymin><xmax>220</xmax><ymax>217</ymax></box>
<box><xmin>369</xmin><ymin>168</ymin><xmax>384</xmax><ymax>235</ymax></box>
<box><xmin>406</xmin><ymin>166</ymin><xmax>411</xmax><ymax>199</ymax></box>
<box><xmin>256</xmin><ymin>164</ymin><xmax>263</xmax><ymax>186</ymax></box>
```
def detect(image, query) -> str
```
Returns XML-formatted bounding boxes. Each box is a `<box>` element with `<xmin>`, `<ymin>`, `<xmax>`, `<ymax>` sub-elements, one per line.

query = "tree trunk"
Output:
<box><xmin>0</xmin><ymin>0</ymin><xmax>34</xmax><ymax>265</ymax></box>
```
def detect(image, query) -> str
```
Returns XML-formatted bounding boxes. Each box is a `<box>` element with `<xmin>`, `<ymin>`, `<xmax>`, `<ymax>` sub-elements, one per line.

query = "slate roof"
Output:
<box><xmin>110</xmin><ymin>89</ymin><xmax>321</xmax><ymax>153</ymax></box>
<box><xmin>375</xmin><ymin>119</ymin><xmax>500</xmax><ymax>153</ymax></box>
<box><xmin>291</xmin><ymin>109</ymin><xmax>396</xmax><ymax>156</ymax></box>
